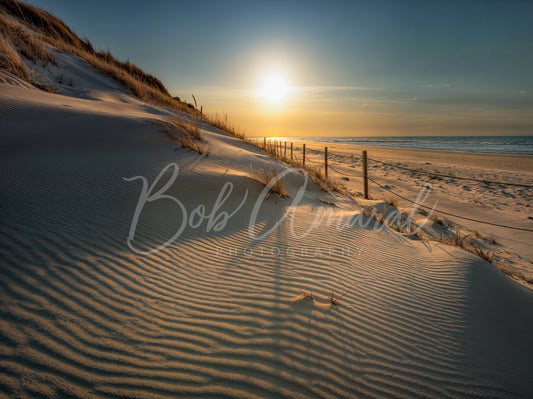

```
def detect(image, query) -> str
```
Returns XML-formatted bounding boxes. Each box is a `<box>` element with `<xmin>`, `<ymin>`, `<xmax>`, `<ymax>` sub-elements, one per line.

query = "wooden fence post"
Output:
<box><xmin>325</xmin><ymin>147</ymin><xmax>328</xmax><ymax>179</ymax></box>
<box><xmin>291</xmin><ymin>142</ymin><xmax>293</xmax><ymax>160</ymax></box>
<box><xmin>284</xmin><ymin>142</ymin><xmax>287</xmax><ymax>158</ymax></box>
<box><xmin>263</xmin><ymin>137</ymin><xmax>266</xmax><ymax>149</ymax></box>
<box><xmin>303</xmin><ymin>144</ymin><xmax>306</xmax><ymax>167</ymax></box>
<box><xmin>362</xmin><ymin>150</ymin><xmax>368</xmax><ymax>199</ymax></box>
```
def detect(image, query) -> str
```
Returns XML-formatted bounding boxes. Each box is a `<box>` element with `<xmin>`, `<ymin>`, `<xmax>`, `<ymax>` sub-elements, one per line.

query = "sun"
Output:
<box><xmin>260</xmin><ymin>74</ymin><xmax>289</xmax><ymax>104</ymax></box>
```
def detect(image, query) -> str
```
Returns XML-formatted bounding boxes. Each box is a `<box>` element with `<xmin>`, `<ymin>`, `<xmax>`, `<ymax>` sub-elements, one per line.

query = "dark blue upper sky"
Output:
<box><xmin>26</xmin><ymin>0</ymin><xmax>533</xmax><ymax>136</ymax></box>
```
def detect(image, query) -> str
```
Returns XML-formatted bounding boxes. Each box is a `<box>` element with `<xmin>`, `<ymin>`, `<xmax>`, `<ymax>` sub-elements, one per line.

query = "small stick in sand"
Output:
<box><xmin>328</xmin><ymin>291</ymin><xmax>347</xmax><ymax>305</ymax></box>
<box><xmin>300</xmin><ymin>290</ymin><xmax>315</xmax><ymax>300</ymax></box>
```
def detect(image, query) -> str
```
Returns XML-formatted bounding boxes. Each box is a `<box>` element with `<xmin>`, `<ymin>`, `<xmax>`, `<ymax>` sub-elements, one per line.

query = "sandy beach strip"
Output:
<box><xmin>282</xmin><ymin>140</ymin><xmax>533</xmax><ymax>285</ymax></box>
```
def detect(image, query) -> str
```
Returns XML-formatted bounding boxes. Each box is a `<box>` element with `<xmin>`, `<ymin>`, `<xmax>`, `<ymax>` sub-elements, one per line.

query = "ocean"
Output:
<box><xmin>281</xmin><ymin>136</ymin><xmax>533</xmax><ymax>155</ymax></box>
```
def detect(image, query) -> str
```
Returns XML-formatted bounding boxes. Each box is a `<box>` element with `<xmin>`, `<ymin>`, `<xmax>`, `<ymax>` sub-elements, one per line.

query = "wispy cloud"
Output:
<box><xmin>173</xmin><ymin>85</ymin><xmax>378</xmax><ymax>97</ymax></box>
<box><xmin>426</xmin><ymin>83</ymin><xmax>452</xmax><ymax>88</ymax></box>
<box><xmin>415</xmin><ymin>94</ymin><xmax>533</xmax><ymax>110</ymax></box>
<box><xmin>357</xmin><ymin>97</ymin><xmax>417</xmax><ymax>104</ymax></box>
<box><xmin>292</xmin><ymin>85</ymin><xmax>379</xmax><ymax>92</ymax></box>
<box><xmin>171</xmin><ymin>85</ymin><xmax>385</xmax><ymax>107</ymax></box>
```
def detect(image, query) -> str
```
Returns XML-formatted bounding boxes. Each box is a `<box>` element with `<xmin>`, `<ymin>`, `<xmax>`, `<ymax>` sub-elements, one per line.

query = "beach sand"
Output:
<box><xmin>291</xmin><ymin>141</ymin><xmax>533</xmax><ymax>286</ymax></box>
<box><xmin>1</xmin><ymin>56</ymin><xmax>533</xmax><ymax>398</ymax></box>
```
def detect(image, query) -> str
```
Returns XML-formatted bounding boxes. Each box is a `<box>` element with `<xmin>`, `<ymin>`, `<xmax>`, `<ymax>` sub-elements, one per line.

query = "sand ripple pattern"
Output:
<box><xmin>1</xmin><ymin>142</ymin><xmax>533</xmax><ymax>398</ymax></box>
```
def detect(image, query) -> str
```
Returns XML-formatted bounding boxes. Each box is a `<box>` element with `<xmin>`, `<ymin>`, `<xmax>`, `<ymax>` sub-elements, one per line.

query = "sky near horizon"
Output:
<box><xmin>26</xmin><ymin>0</ymin><xmax>533</xmax><ymax>137</ymax></box>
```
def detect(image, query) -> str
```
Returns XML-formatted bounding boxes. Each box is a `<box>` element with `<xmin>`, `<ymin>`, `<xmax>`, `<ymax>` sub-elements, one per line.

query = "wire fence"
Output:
<box><xmin>366</xmin><ymin>176</ymin><xmax>533</xmax><ymax>232</ymax></box>
<box><xmin>258</xmin><ymin>138</ymin><xmax>533</xmax><ymax>233</ymax></box>
<box><xmin>327</xmin><ymin>163</ymin><xmax>353</xmax><ymax>177</ymax></box>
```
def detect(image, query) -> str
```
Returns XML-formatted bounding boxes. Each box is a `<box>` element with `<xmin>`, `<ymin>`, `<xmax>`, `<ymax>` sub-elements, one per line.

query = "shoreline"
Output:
<box><xmin>253</xmin><ymin>135</ymin><xmax>533</xmax><ymax>157</ymax></box>
<box><xmin>251</xmin><ymin>137</ymin><xmax>533</xmax><ymax>159</ymax></box>
<box><xmin>281</xmin><ymin>140</ymin><xmax>533</xmax><ymax>174</ymax></box>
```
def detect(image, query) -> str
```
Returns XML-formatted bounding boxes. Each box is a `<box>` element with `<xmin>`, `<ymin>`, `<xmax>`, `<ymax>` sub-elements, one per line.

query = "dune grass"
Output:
<box><xmin>257</xmin><ymin>139</ymin><xmax>346</xmax><ymax>194</ymax></box>
<box><xmin>363</xmin><ymin>195</ymin><xmax>499</xmax><ymax>267</ymax></box>
<box><xmin>207</xmin><ymin>113</ymin><xmax>246</xmax><ymax>140</ymax></box>
<box><xmin>386</xmin><ymin>197</ymin><xmax>399</xmax><ymax>208</ymax></box>
<box><xmin>0</xmin><ymin>32</ymin><xmax>28</xmax><ymax>79</ymax></box>
<box><xmin>175</xmin><ymin>113</ymin><xmax>203</xmax><ymax>141</ymax></box>
<box><xmin>0</xmin><ymin>11</ymin><xmax>55</xmax><ymax>66</ymax></box>
<box><xmin>0</xmin><ymin>21</ymin><xmax>57</xmax><ymax>92</ymax></box>
<box><xmin>250</xmin><ymin>163</ymin><xmax>289</xmax><ymax>198</ymax></box>
<box><xmin>0</xmin><ymin>0</ymin><xmax>200</xmax><ymax>115</ymax></box>
<box><xmin>428</xmin><ymin>213</ymin><xmax>447</xmax><ymax>226</ymax></box>
<box><xmin>156</xmin><ymin>115</ymin><xmax>208</xmax><ymax>156</ymax></box>
<box><xmin>440</xmin><ymin>231</ymin><xmax>495</xmax><ymax>263</ymax></box>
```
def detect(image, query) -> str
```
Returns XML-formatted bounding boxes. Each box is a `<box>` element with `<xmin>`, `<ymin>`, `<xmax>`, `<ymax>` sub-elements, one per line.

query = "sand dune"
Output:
<box><xmin>1</xmin><ymin>60</ymin><xmax>533</xmax><ymax>399</ymax></box>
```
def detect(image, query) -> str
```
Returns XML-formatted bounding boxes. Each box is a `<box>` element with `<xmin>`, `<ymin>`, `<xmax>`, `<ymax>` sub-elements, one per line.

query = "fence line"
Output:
<box><xmin>324</xmin><ymin>147</ymin><xmax>328</xmax><ymax>178</ymax></box>
<box><xmin>367</xmin><ymin>176</ymin><xmax>533</xmax><ymax>232</ymax></box>
<box><xmin>258</xmin><ymin>138</ymin><xmax>532</xmax><ymax>233</ymax></box>
<box><xmin>260</xmin><ymin>138</ymin><xmax>532</xmax><ymax>188</ymax></box>
<box><xmin>328</xmin><ymin>163</ymin><xmax>353</xmax><ymax>177</ymax></box>
<box><xmin>303</xmin><ymin>157</ymin><xmax>323</xmax><ymax>166</ymax></box>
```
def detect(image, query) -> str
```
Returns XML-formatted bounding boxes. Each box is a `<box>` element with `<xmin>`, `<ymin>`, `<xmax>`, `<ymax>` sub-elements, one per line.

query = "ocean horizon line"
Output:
<box><xmin>252</xmin><ymin>135</ymin><xmax>533</xmax><ymax>156</ymax></box>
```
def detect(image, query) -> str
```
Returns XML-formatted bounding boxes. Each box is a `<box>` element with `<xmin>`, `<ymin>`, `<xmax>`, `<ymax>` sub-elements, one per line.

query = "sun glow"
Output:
<box><xmin>260</xmin><ymin>74</ymin><xmax>289</xmax><ymax>104</ymax></box>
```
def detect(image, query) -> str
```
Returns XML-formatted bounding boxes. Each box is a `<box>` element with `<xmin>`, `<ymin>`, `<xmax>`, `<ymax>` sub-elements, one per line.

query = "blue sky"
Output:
<box><xmin>27</xmin><ymin>0</ymin><xmax>533</xmax><ymax>136</ymax></box>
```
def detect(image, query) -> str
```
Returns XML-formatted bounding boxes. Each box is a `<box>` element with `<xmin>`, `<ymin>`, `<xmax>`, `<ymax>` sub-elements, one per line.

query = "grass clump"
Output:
<box><xmin>438</xmin><ymin>231</ymin><xmax>496</xmax><ymax>264</ymax></box>
<box><xmin>386</xmin><ymin>197</ymin><xmax>399</xmax><ymax>208</ymax></box>
<box><xmin>470</xmin><ymin>244</ymin><xmax>496</xmax><ymax>263</ymax></box>
<box><xmin>0</xmin><ymin>32</ymin><xmax>28</xmax><ymax>79</ymax></box>
<box><xmin>177</xmin><ymin>134</ymin><xmax>208</xmax><ymax>155</ymax></box>
<box><xmin>176</xmin><ymin>113</ymin><xmax>203</xmax><ymax>141</ymax></box>
<box><xmin>319</xmin><ymin>199</ymin><xmax>336</xmax><ymax>206</ymax></box>
<box><xmin>207</xmin><ymin>113</ymin><xmax>245</xmax><ymax>139</ymax></box>
<box><xmin>250</xmin><ymin>163</ymin><xmax>289</xmax><ymax>198</ymax></box>
<box><xmin>258</xmin><ymin>140</ymin><xmax>346</xmax><ymax>194</ymax></box>
<box><xmin>0</xmin><ymin>9</ymin><xmax>55</xmax><ymax>65</ymax></box>
<box><xmin>156</xmin><ymin>115</ymin><xmax>208</xmax><ymax>156</ymax></box>
<box><xmin>441</xmin><ymin>231</ymin><xmax>472</xmax><ymax>248</ymax></box>
<box><xmin>428</xmin><ymin>213</ymin><xmax>446</xmax><ymax>226</ymax></box>
<box><xmin>31</xmin><ymin>79</ymin><xmax>56</xmax><ymax>92</ymax></box>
